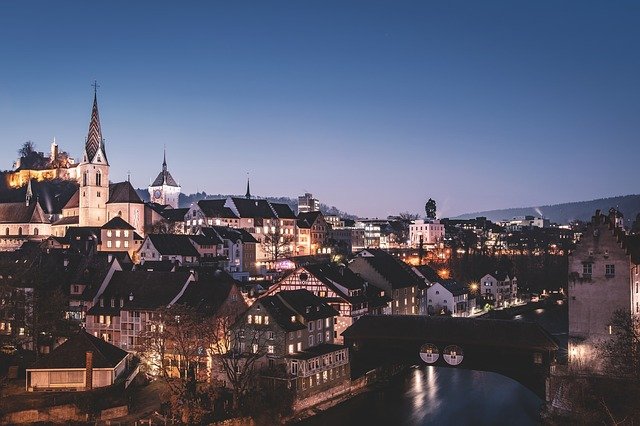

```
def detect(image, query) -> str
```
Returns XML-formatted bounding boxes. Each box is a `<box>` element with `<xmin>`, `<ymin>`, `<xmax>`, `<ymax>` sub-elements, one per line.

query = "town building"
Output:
<box><xmin>0</xmin><ymin>180</ymin><xmax>51</xmax><ymax>251</ymax></box>
<box><xmin>480</xmin><ymin>271</ymin><xmax>518</xmax><ymax>306</ymax></box>
<box><xmin>296</xmin><ymin>211</ymin><xmax>330</xmax><ymax>256</ymax></box>
<box><xmin>298</xmin><ymin>193</ymin><xmax>320</xmax><ymax>214</ymax></box>
<box><xmin>137</xmin><ymin>234</ymin><xmax>200</xmax><ymax>266</ymax></box>
<box><xmin>426</xmin><ymin>280</ymin><xmax>472</xmax><ymax>317</ymax></box>
<box><xmin>348</xmin><ymin>249</ymin><xmax>426</xmax><ymax>315</ymax></box>
<box><xmin>568</xmin><ymin>209</ymin><xmax>637</xmax><ymax>371</ymax></box>
<box><xmin>26</xmin><ymin>330</ymin><xmax>132</xmax><ymax>391</ymax></box>
<box><xmin>409</xmin><ymin>219</ymin><xmax>445</xmax><ymax>248</ymax></box>
<box><xmin>266</xmin><ymin>263</ymin><xmax>389</xmax><ymax>343</ymax></box>
<box><xmin>235</xmin><ymin>289</ymin><xmax>350</xmax><ymax>407</ymax></box>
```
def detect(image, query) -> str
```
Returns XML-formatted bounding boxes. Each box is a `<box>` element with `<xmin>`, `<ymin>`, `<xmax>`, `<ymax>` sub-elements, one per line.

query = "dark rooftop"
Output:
<box><xmin>30</xmin><ymin>330</ymin><xmax>128</xmax><ymax>370</ymax></box>
<box><xmin>107</xmin><ymin>181</ymin><xmax>144</xmax><ymax>204</ymax></box>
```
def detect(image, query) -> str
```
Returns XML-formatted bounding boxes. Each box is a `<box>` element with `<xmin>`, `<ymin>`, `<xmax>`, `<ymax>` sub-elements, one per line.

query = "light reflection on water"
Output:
<box><xmin>296</xmin><ymin>366</ymin><xmax>542</xmax><ymax>426</ymax></box>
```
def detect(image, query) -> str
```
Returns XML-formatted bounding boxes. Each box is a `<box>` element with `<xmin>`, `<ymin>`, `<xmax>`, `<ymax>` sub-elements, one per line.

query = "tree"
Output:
<box><xmin>600</xmin><ymin>309</ymin><xmax>640</xmax><ymax>379</ymax></box>
<box><xmin>17</xmin><ymin>141</ymin><xmax>48</xmax><ymax>170</ymax></box>
<box><xmin>425</xmin><ymin>198</ymin><xmax>437</xmax><ymax>220</ymax></box>
<box><xmin>206</xmin><ymin>304</ymin><xmax>271</xmax><ymax>414</ymax></box>
<box><xmin>261</xmin><ymin>223</ymin><xmax>295</xmax><ymax>261</ymax></box>
<box><xmin>140</xmin><ymin>304</ymin><xmax>215</xmax><ymax>424</ymax></box>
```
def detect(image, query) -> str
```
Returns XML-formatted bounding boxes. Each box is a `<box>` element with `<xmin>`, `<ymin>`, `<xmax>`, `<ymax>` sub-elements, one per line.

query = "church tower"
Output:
<box><xmin>78</xmin><ymin>86</ymin><xmax>110</xmax><ymax>226</ymax></box>
<box><xmin>148</xmin><ymin>148</ymin><xmax>181</xmax><ymax>208</ymax></box>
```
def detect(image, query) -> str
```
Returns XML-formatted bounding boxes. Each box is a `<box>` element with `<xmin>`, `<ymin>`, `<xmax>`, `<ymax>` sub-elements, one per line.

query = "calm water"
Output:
<box><xmin>297</xmin><ymin>303</ymin><xmax>567</xmax><ymax>426</ymax></box>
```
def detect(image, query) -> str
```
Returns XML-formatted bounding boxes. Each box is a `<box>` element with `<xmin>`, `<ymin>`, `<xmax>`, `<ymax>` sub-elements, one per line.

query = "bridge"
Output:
<box><xmin>342</xmin><ymin>315</ymin><xmax>559</xmax><ymax>399</ymax></box>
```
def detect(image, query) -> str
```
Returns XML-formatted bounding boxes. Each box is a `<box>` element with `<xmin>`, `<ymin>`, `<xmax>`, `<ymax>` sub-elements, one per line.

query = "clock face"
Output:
<box><xmin>153</xmin><ymin>189</ymin><xmax>162</xmax><ymax>199</ymax></box>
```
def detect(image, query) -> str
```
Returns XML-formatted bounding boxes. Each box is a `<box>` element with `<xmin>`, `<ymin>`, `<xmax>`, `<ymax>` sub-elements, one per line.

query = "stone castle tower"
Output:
<box><xmin>78</xmin><ymin>89</ymin><xmax>110</xmax><ymax>226</ymax></box>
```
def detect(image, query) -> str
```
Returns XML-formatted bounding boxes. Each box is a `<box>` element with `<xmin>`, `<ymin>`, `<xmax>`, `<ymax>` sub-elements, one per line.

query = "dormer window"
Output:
<box><xmin>290</xmin><ymin>315</ymin><xmax>295</xmax><ymax>323</ymax></box>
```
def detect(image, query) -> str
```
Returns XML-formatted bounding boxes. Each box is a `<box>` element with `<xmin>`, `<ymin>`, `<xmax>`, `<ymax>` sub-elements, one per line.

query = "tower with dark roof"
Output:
<box><xmin>148</xmin><ymin>148</ymin><xmax>181</xmax><ymax>209</ymax></box>
<box><xmin>79</xmin><ymin>86</ymin><xmax>110</xmax><ymax>227</ymax></box>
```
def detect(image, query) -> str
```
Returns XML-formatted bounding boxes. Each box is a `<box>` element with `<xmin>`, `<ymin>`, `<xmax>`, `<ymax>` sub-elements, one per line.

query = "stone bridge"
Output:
<box><xmin>342</xmin><ymin>315</ymin><xmax>558</xmax><ymax>399</ymax></box>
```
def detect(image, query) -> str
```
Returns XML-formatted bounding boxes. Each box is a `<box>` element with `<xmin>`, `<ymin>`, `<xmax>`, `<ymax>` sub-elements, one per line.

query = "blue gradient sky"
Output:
<box><xmin>1</xmin><ymin>1</ymin><xmax>638</xmax><ymax>218</ymax></box>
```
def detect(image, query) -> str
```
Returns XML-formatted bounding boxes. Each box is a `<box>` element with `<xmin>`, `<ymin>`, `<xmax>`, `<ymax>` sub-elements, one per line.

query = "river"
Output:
<box><xmin>297</xmin><ymin>302</ymin><xmax>567</xmax><ymax>426</ymax></box>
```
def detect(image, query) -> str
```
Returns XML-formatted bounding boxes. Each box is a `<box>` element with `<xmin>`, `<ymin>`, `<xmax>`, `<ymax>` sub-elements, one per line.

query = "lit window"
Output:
<box><xmin>267</xmin><ymin>345</ymin><xmax>274</xmax><ymax>354</ymax></box>
<box><xmin>107</xmin><ymin>230</ymin><xmax>112</xmax><ymax>237</ymax></box>
<box><xmin>124</xmin><ymin>230</ymin><xmax>129</xmax><ymax>237</ymax></box>
<box><xmin>605</xmin><ymin>264</ymin><xmax>615</xmax><ymax>276</ymax></box>
<box><xmin>115</xmin><ymin>230</ymin><xmax>121</xmax><ymax>237</ymax></box>
<box><xmin>107</xmin><ymin>241</ymin><xmax>112</xmax><ymax>248</ymax></box>
<box><xmin>115</xmin><ymin>240</ymin><xmax>121</xmax><ymax>248</ymax></box>
<box><xmin>288</xmin><ymin>344</ymin><xmax>294</xmax><ymax>354</ymax></box>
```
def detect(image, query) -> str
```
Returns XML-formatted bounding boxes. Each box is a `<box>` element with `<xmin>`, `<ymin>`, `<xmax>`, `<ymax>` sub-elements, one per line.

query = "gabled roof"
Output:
<box><xmin>271</xmin><ymin>203</ymin><xmax>296</xmax><ymax>219</ymax></box>
<box><xmin>108</xmin><ymin>181</ymin><xmax>144</xmax><ymax>204</ymax></box>
<box><xmin>63</xmin><ymin>189</ymin><xmax>80</xmax><ymax>210</ymax></box>
<box><xmin>160</xmin><ymin>207</ymin><xmax>189</xmax><ymax>222</ymax></box>
<box><xmin>151</xmin><ymin>169</ymin><xmax>179</xmax><ymax>187</ymax></box>
<box><xmin>229</xmin><ymin>197</ymin><xmax>276</xmax><ymax>218</ymax></box>
<box><xmin>304</xmin><ymin>263</ymin><xmax>368</xmax><ymax>291</ymax></box>
<box><xmin>484</xmin><ymin>270</ymin><xmax>510</xmax><ymax>281</ymax></box>
<box><xmin>174</xmin><ymin>270</ymin><xmax>242</xmax><ymax>315</ymax></box>
<box><xmin>87</xmin><ymin>270</ymin><xmax>193</xmax><ymax>314</ymax></box>
<box><xmin>259</xmin><ymin>289</ymin><xmax>338</xmax><ymax>331</ymax></box>
<box><xmin>189</xmin><ymin>234</ymin><xmax>223</xmax><ymax>246</ymax></box>
<box><xmin>352</xmin><ymin>249</ymin><xmax>424</xmax><ymax>289</ymax></box>
<box><xmin>102</xmin><ymin>216</ymin><xmax>135</xmax><ymax>230</ymax></box>
<box><xmin>52</xmin><ymin>215</ymin><xmax>80</xmax><ymax>226</ymax></box>
<box><xmin>0</xmin><ymin>201</ymin><xmax>50</xmax><ymax>224</ymax></box>
<box><xmin>66</xmin><ymin>226</ymin><xmax>102</xmax><ymax>243</ymax></box>
<box><xmin>415</xmin><ymin>265</ymin><xmax>441</xmax><ymax>283</ymax></box>
<box><xmin>147</xmin><ymin>234</ymin><xmax>200</xmax><ymax>257</ymax></box>
<box><xmin>439</xmin><ymin>279</ymin><xmax>468</xmax><ymax>296</ymax></box>
<box><xmin>198</xmin><ymin>200</ymin><xmax>239</xmax><ymax>219</ymax></box>
<box><xmin>31</xmin><ymin>330</ymin><xmax>127</xmax><ymax>370</ymax></box>
<box><xmin>297</xmin><ymin>211</ymin><xmax>323</xmax><ymax>229</ymax></box>
<box><xmin>201</xmin><ymin>226</ymin><xmax>258</xmax><ymax>244</ymax></box>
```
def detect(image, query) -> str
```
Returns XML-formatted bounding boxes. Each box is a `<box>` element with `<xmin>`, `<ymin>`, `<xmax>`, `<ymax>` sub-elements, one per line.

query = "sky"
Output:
<box><xmin>0</xmin><ymin>1</ymin><xmax>638</xmax><ymax>218</ymax></box>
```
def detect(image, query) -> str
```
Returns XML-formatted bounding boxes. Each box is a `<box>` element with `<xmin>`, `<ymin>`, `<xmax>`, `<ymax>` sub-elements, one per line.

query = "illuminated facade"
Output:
<box><xmin>568</xmin><ymin>209</ymin><xmax>635</xmax><ymax>372</ymax></box>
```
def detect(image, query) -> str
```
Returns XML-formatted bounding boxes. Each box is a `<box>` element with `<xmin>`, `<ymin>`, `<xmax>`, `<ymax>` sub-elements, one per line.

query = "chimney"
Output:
<box><xmin>85</xmin><ymin>351</ymin><xmax>93</xmax><ymax>390</ymax></box>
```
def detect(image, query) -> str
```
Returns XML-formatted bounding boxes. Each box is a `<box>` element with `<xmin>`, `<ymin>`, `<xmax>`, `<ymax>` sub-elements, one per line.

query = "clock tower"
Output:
<box><xmin>148</xmin><ymin>149</ymin><xmax>181</xmax><ymax>208</ymax></box>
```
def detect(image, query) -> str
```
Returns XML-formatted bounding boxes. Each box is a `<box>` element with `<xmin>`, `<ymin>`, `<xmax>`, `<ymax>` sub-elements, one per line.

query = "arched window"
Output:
<box><xmin>83</xmin><ymin>172</ymin><xmax>88</xmax><ymax>186</ymax></box>
<box><xmin>18</xmin><ymin>227</ymin><xmax>22</xmax><ymax>236</ymax></box>
<box><xmin>5</xmin><ymin>228</ymin><xmax>9</xmax><ymax>236</ymax></box>
<box><xmin>34</xmin><ymin>228</ymin><xmax>39</xmax><ymax>236</ymax></box>
<box><xmin>96</xmin><ymin>171</ymin><xmax>102</xmax><ymax>186</ymax></box>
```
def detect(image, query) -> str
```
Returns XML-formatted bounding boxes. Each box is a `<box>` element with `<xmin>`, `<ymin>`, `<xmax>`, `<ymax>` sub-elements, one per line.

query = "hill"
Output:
<box><xmin>454</xmin><ymin>194</ymin><xmax>640</xmax><ymax>225</ymax></box>
<box><xmin>134</xmin><ymin>189</ymin><xmax>358</xmax><ymax>219</ymax></box>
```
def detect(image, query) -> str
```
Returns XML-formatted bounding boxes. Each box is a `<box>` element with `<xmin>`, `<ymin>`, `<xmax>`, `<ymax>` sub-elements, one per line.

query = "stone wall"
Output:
<box><xmin>2</xmin><ymin>404</ymin><xmax>87</xmax><ymax>424</ymax></box>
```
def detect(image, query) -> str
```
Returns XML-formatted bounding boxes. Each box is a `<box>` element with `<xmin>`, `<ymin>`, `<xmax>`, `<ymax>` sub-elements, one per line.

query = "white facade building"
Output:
<box><xmin>409</xmin><ymin>219</ymin><xmax>445</xmax><ymax>247</ymax></box>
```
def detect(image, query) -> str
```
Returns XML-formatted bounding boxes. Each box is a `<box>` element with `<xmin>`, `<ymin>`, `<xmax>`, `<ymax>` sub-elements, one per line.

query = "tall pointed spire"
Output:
<box><xmin>25</xmin><ymin>177</ymin><xmax>33</xmax><ymax>206</ymax></box>
<box><xmin>245</xmin><ymin>174</ymin><xmax>251</xmax><ymax>199</ymax></box>
<box><xmin>162</xmin><ymin>146</ymin><xmax>167</xmax><ymax>173</ymax></box>
<box><xmin>85</xmin><ymin>81</ymin><xmax>106</xmax><ymax>163</ymax></box>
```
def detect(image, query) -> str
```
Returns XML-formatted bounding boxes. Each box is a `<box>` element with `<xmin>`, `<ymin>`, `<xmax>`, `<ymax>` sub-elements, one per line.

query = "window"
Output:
<box><xmin>115</xmin><ymin>230</ymin><xmax>121</xmax><ymax>237</ymax></box>
<box><xmin>309</xmin><ymin>335</ymin><xmax>314</xmax><ymax>346</ymax></box>
<box><xmin>582</xmin><ymin>263</ymin><xmax>592</xmax><ymax>275</ymax></box>
<box><xmin>288</xmin><ymin>344</ymin><xmax>294</xmax><ymax>354</ymax></box>
<box><xmin>309</xmin><ymin>321</ymin><xmax>314</xmax><ymax>332</ymax></box>
<box><xmin>605</xmin><ymin>264</ymin><xmax>615</xmax><ymax>277</ymax></box>
<box><xmin>291</xmin><ymin>361</ymin><xmax>298</xmax><ymax>375</ymax></box>
<box><xmin>317</xmin><ymin>333</ymin><xmax>322</xmax><ymax>343</ymax></box>
<box><xmin>297</xmin><ymin>342</ymin><xmax>302</xmax><ymax>351</ymax></box>
<box><xmin>247</xmin><ymin>316</ymin><xmax>253</xmax><ymax>324</ymax></box>
<box><xmin>83</xmin><ymin>172</ymin><xmax>87</xmax><ymax>186</ymax></box>
<box><xmin>254</xmin><ymin>315</ymin><xmax>262</xmax><ymax>325</ymax></box>
<box><xmin>107</xmin><ymin>241</ymin><xmax>112</xmax><ymax>248</ymax></box>
<box><xmin>124</xmin><ymin>230</ymin><xmax>129</xmax><ymax>237</ymax></box>
<box><xmin>317</xmin><ymin>319</ymin><xmax>322</xmax><ymax>329</ymax></box>
<box><xmin>252</xmin><ymin>343</ymin><xmax>258</xmax><ymax>353</ymax></box>
<box><xmin>267</xmin><ymin>345</ymin><xmax>274</xmax><ymax>354</ymax></box>
<box><xmin>268</xmin><ymin>331</ymin><xmax>275</xmax><ymax>340</ymax></box>
<box><xmin>107</xmin><ymin>230</ymin><xmax>112</xmax><ymax>237</ymax></box>
<box><xmin>96</xmin><ymin>171</ymin><xmax>101</xmax><ymax>186</ymax></box>
<box><xmin>264</xmin><ymin>316</ymin><xmax>269</xmax><ymax>325</ymax></box>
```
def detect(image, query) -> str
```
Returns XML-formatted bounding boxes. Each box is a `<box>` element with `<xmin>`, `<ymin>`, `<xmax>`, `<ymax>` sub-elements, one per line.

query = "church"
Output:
<box><xmin>52</xmin><ymin>90</ymin><xmax>151</xmax><ymax>237</ymax></box>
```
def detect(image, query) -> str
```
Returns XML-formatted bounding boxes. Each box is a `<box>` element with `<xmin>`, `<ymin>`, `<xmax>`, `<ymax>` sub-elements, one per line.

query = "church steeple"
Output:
<box><xmin>245</xmin><ymin>176</ymin><xmax>251</xmax><ymax>199</ymax></box>
<box><xmin>84</xmin><ymin>82</ymin><xmax>108</xmax><ymax>164</ymax></box>
<box><xmin>162</xmin><ymin>146</ymin><xmax>167</xmax><ymax>173</ymax></box>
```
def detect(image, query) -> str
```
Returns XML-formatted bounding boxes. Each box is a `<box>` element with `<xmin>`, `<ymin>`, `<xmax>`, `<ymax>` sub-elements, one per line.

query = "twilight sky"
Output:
<box><xmin>0</xmin><ymin>1</ymin><xmax>638</xmax><ymax>218</ymax></box>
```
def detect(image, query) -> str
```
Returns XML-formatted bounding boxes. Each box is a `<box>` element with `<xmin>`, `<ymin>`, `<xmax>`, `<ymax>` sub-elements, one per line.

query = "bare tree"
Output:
<box><xmin>261</xmin><ymin>223</ymin><xmax>295</xmax><ymax>261</ymax></box>
<box><xmin>205</xmin><ymin>304</ymin><xmax>270</xmax><ymax>413</ymax></box>
<box><xmin>139</xmin><ymin>304</ymin><xmax>213</xmax><ymax>424</ymax></box>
